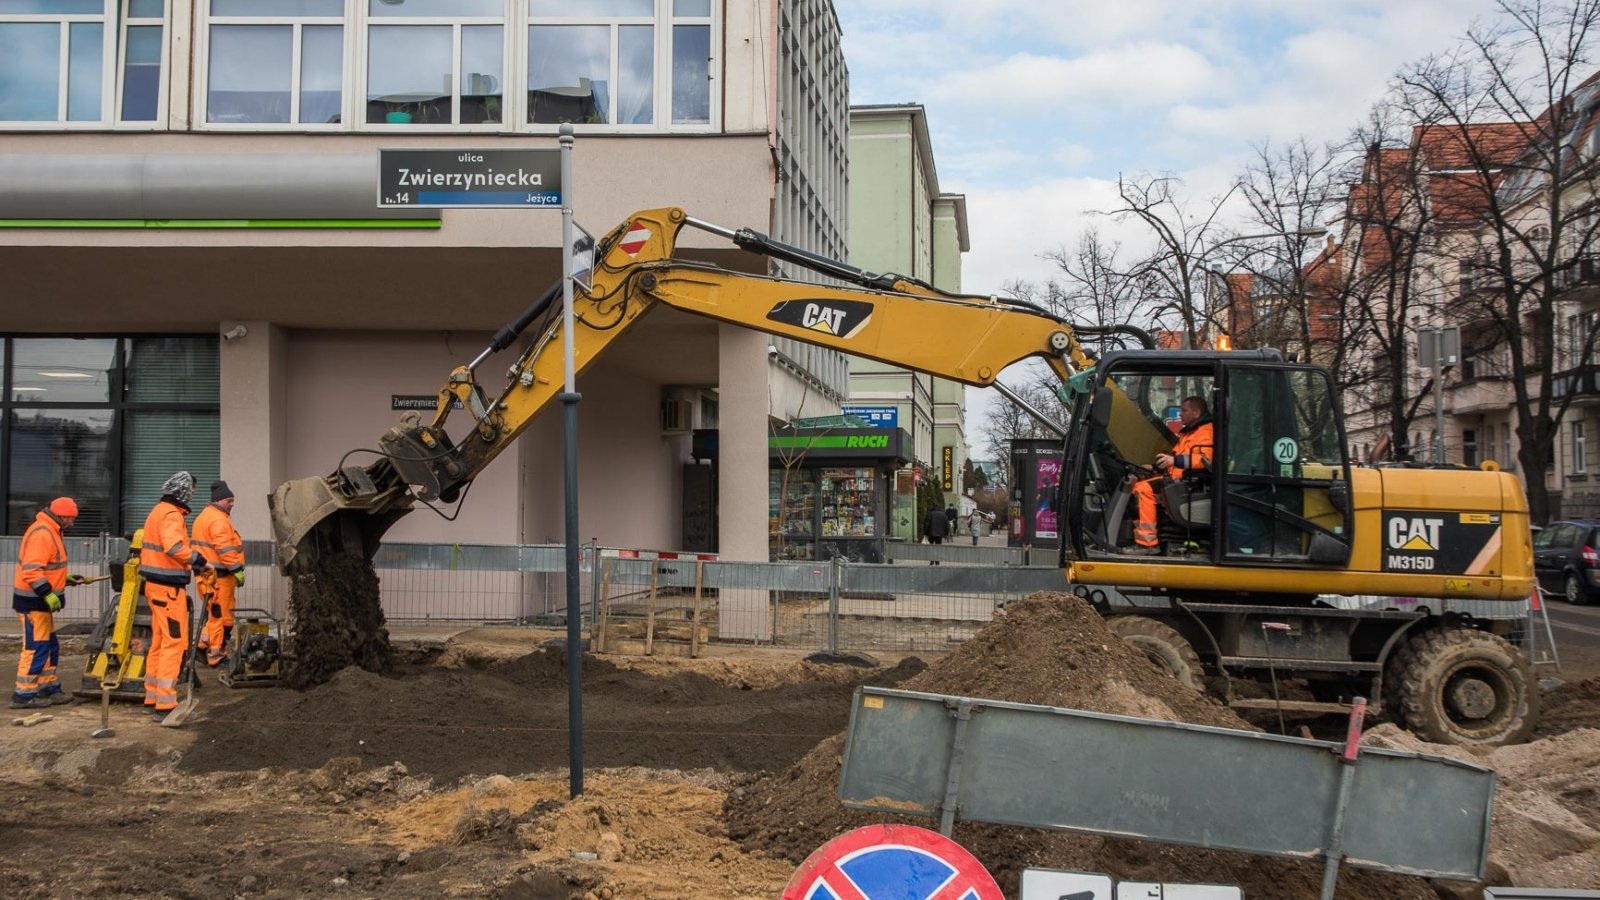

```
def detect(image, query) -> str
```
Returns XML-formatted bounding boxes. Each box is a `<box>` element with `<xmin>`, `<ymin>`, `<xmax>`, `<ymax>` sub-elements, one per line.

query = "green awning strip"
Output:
<box><xmin>0</xmin><ymin>218</ymin><xmax>440</xmax><ymax>229</ymax></box>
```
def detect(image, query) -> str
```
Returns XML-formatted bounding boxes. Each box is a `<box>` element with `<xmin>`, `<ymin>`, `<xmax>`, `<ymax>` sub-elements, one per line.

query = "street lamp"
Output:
<box><xmin>1186</xmin><ymin>226</ymin><xmax>1328</xmax><ymax>349</ymax></box>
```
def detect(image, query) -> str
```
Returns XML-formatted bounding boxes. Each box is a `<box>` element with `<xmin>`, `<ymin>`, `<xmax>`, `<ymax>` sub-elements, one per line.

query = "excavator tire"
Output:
<box><xmin>1389</xmin><ymin>627</ymin><xmax>1537</xmax><ymax>746</ymax></box>
<box><xmin>1108</xmin><ymin>615</ymin><xmax>1205</xmax><ymax>693</ymax></box>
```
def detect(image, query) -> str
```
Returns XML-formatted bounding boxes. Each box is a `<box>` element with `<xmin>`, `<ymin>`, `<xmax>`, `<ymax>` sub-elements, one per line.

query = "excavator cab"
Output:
<box><xmin>1062</xmin><ymin>350</ymin><xmax>1353</xmax><ymax>569</ymax></box>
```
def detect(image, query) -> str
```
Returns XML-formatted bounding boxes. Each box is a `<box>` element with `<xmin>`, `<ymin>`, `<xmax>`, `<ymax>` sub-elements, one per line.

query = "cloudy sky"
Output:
<box><xmin>832</xmin><ymin>0</ymin><xmax>1505</xmax><ymax>447</ymax></box>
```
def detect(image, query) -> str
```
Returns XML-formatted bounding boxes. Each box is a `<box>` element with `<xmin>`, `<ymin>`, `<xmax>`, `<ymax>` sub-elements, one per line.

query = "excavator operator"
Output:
<box><xmin>1127</xmin><ymin>396</ymin><xmax>1215</xmax><ymax>555</ymax></box>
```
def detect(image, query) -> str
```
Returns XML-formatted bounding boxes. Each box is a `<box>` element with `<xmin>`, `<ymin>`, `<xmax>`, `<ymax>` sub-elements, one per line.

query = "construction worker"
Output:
<box><xmin>193</xmin><ymin>480</ymin><xmax>244</xmax><ymax>667</ymax></box>
<box><xmin>11</xmin><ymin>497</ymin><xmax>85</xmax><ymax>709</ymax></box>
<box><xmin>1127</xmin><ymin>396</ymin><xmax>1215</xmax><ymax>555</ymax></box>
<box><xmin>139</xmin><ymin>471</ymin><xmax>211</xmax><ymax>719</ymax></box>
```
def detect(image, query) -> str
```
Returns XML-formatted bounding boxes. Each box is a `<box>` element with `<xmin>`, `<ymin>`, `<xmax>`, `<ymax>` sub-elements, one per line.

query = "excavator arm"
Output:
<box><xmin>269</xmin><ymin>207</ymin><xmax>1133</xmax><ymax>570</ymax></box>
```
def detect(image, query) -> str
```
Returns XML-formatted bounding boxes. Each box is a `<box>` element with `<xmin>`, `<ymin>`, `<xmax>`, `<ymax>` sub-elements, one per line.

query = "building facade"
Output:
<box><xmin>844</xmin><ymin>104</ymin><xmax>969</xmax><ymax>539</ymax></box>
<box><xmin>0</xmin><ymin>1</ymin><xmax>851</xmax><ymax>633</ymax></box>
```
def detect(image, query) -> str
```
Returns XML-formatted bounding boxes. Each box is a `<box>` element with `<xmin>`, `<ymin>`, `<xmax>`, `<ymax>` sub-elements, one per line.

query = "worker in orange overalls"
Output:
<box><xmin>193</xmin><ymin>480</ymin><xmax>245</xmax><ymax>668</ymax></box>
<box><xmin>140</xmin><ymin>471</ymin><xmax>211</xmax><ymax>718</ymax></box>
<box><xmin>12</xmin><ymin>497</ymin><xmax>86</xmax><ymax>709</ymax></box>
<box><xmin>1128</xmin><ymin>395</ymin><xmax>1215</xmax><ymax>555</ymax></box>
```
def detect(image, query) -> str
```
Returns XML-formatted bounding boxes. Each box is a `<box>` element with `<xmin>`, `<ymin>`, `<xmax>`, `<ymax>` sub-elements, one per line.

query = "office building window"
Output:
<box><xmin>202</xmin><ymin>0</ymin><xmax>344</xmax><ymax>126</ymax></box>
<box><xmin>366</xmin><ymin>0</ymin><xmax>503</xmax><ymax>126</ymax></box>
<box><xmin>1</xmin><ymin>336</ymin><xmax>219</xmax><ymax>537</ymax></box>
<box><xmin>0</xmin><ymin>0</ymin><xmax>168</xmax><ymax>126</ymax></box>
<box><xmin>1575</xmin><ymin>420</ymin><xmax>1588</xmax><ymax>475</ymax></box>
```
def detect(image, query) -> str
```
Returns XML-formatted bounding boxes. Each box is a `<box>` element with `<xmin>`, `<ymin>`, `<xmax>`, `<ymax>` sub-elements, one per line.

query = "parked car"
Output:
<box><xmin>1532</xmin><ymin>519</ymin><xmax>1600</xmax><ymax>604</ymax></box>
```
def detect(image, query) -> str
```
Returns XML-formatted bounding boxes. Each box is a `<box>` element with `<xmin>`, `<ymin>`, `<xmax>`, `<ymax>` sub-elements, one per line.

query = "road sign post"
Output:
<box><xmin>1418</xmin><ymin>327</ymin><xmax>1461</xmax><ymax>465</ymax></box>
<box><xmin>377</xmin><ymin>141</ymin><xmax>585</xmax><ymax>799</ymax></box>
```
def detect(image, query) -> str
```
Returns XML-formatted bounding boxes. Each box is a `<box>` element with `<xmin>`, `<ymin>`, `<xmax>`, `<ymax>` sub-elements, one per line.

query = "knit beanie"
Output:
<box><xmin>212</xmin><ymin>480</ymin><xmax>234</xmax><ymax>502</ymax></box>
<box><xmin>162</xmin><ymin>471</ymin><xmax>195</xmax><ymax>505</ymax></box>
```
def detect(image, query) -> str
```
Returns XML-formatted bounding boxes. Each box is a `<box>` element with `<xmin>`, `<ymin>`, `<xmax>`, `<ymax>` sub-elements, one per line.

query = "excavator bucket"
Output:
<box><xmin>269</xmin><ymin>465</ymin><xmax>413</xmax><ymax>572</ymax></box>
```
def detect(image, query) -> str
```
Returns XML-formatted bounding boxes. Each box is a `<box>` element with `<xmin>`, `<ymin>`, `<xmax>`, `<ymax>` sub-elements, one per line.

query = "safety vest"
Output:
<box><xmin>140</xmin><ymin>499</ymin><xmax>200</xmax><ymax>586</ymax></box>
<box><xmin>12</xmin><ymin>511</ymin><xmax>67</xmax><ymax>603</ymax></box>
<box><xmin>193</xmin><ymin>504</ymin><xmax>245</xmax><ymax>574</ymax></box>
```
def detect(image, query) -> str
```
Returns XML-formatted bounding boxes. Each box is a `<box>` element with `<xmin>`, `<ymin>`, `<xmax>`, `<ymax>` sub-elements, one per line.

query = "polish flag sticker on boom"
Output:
<box><xmin>619</xmin><ymin>223</ymin><xmax>652</xmax><ymax>257</ymax></box>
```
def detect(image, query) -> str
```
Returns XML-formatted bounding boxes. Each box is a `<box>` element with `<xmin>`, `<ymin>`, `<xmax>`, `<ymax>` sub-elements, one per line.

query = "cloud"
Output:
<box><xmin>925</xmin><ymin>43</ymin><xmax>1220</xmax><ymax>111</ymax></box>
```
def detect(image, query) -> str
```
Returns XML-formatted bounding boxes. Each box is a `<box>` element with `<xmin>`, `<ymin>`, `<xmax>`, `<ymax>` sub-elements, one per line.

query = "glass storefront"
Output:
<box><xmin>1</xmin><ymin>335</ymin><xmax>219</xmax><ymax>536</ymax></box>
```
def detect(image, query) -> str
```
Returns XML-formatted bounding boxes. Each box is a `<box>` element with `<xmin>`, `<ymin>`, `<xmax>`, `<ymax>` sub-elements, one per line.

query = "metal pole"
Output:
<box><xmin>1434</xmin><ymin>330</ymin><xmax>1445</xmax><ymax>465</ymax></box>
<box><xmin>1320</xmin><ymin>697</ymin><xmax>1369</xmax><ymax>900</ymax></box>
<box><xmin>558</xmin><ymin>123</ymin><xmax>583</xmax><ymax>799</ymax></box>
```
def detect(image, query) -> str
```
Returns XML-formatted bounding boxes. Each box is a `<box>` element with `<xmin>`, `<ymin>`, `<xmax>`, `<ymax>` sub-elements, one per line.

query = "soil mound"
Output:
<box><xmin>1537</xmin><ymin>677</ymin><xmax>1600</xmax><ymax>739</ymax></box>
<box><xmin>183</xmin><ymin>649</ymin><xmax>873</xmax><ymax>781</ymax></box>
<box><xmin>1366</xmin><ymin>724</ymin><xmax>1600</xmax><ymax>888</ymax></box>
<box><xmin>284</xmin><ymin>546</ymin><xmax>394</xmax><ymax>689</ymax></box>
<box><xmin>724</xmin><ymin>593</ymin><xmax>1438</xmax><ymax>899</ymax></box>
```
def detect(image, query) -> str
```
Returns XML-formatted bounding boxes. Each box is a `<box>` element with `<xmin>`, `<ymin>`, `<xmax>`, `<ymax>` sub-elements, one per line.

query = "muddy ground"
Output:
<box><xmin>1</xmin><ymin>600</ymin><xmax>1597</xmax><ymax>899</ymax></box>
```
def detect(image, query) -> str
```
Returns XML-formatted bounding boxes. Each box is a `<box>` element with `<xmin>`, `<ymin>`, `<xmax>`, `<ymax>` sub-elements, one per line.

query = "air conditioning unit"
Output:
<box><xmin>661</xmin><ymin>398</ymin><xmax>693</xmax><ymax>434</ymax></box>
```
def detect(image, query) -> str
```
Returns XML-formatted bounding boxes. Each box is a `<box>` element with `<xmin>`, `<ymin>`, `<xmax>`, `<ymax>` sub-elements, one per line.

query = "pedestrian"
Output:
<box><xmin>11</xmin><ymin>497</ymin><xmax>84</xmax><ymax>709</ymax></box>
<box><xmin>945</xmin><ymin>504</ymin><xmax>959</xmax><ymax>536</ymax></box>
<box><xmin>139</xmin><ymin>471</ymin><xmax>211</xmax><ymax>719</ymax></box>
<box><xmin>922</xmin><ymin>506</ymin><xmax>948</xmax><ymax>565</ymax></box>
<box><xmin>966</xmin><ymin>509</ymin><xmax>981</xmax><ymax>546</ymax></box>
<box><xmin>193</xmin><ymin>480</ymin><xmax>244</xmax><ymax>668</ymax></box>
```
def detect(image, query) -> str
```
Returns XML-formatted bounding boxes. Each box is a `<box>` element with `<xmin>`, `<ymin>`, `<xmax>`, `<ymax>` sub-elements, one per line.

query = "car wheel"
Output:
<box><xmin>1566</xmin><ymin>572</ymin><xmax>1590</xmax><ymax>606</ymax></box>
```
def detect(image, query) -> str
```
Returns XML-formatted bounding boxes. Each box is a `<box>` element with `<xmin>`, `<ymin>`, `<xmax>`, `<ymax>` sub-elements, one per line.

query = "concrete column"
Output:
<box><xmin>717</xmin><ymin>325</ymin><xmax>770</xmax><ymax>640</ymax></box>
<box><xmin>219</xmin><ymin>321</ymin><xmax>287</xmax><ymax>615</ymax></box>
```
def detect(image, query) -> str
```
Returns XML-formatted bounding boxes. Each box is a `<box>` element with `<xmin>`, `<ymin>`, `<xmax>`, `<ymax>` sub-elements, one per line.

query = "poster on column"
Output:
<box><xmin>1034</xmin><ymin>456</ymin><xmax>1061</xmax><ymax>539</ymax></box>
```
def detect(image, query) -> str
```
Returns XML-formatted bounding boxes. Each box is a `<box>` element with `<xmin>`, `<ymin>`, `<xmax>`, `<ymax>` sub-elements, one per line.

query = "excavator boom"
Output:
<box><xmin>269</xmin><ymin>207</ymin><xmax>1115</xmax><ymax>570</ymax></box>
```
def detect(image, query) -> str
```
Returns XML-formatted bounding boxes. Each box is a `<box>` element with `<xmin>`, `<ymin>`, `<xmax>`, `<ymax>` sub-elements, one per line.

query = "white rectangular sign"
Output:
<box><xmin>1021</xmin><ymin>868</ymin><xmax>1113</xmax><ymax>900</ymax></box>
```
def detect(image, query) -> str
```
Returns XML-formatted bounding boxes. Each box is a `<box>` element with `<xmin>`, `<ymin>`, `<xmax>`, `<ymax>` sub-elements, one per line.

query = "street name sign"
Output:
<box><xmin>377</xmin><ymin>148</ymin><xmax>562</xmax><ymax>208</ymax></box>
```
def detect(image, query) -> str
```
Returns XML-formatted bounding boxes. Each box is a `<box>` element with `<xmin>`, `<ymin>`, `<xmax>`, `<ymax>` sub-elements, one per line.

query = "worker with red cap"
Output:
<box><xmin>12</xmin><ymin>497</ymin><xmax>85</xmax><ymax>709</ymax></box>
<box><xmin>139</xmin><ymin>472</ymin><xmax>211</xmax><ymax>718</ymax></box>
<box><xmin>193</xmin><ymin>479</ymin><xmax>245</xmax><ymax>667</ymax></box>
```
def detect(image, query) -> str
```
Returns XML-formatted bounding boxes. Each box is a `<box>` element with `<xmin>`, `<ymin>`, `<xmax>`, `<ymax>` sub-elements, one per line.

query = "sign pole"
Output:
<box><xmin>557</xmin><ymin>123</ymin><xmax>584</xmax><ymax>799</ymax></box>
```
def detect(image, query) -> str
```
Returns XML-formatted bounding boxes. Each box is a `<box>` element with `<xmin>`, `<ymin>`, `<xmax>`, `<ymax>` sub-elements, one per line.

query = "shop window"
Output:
<box><xmin>202</xmin><ymin>0</ymin><xmax>343</xmax><ymax>126</ymax></box>
<box><xmin>366</xmin><ymin>0</ymin><xmax>503</xmax><ymax>126</ymax></box>
<box><xmin>1</xmin><ymin>336</ymin><xmax>218</xmax><ymax>537</ymax></box>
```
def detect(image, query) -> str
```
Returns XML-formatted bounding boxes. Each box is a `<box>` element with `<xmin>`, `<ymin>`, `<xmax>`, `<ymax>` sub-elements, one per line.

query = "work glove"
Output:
<box><xmin>190</xmin><ymin>555</ymin><xmax>207</xmax><ymax>573</ymax></box>
<box><xmin>233</xmin><ymin>570</ymin><xmax>245</xmax><ymax>587</ymax></box>
<box><xmin>66</xmin><ymin>574</ymin><xmax>86</xmax><ymax>586</ymax></box>
<box><xmin>44</xmin><ymin>592</ymin><xmax>62</xmax><ymax>613</ymax></box>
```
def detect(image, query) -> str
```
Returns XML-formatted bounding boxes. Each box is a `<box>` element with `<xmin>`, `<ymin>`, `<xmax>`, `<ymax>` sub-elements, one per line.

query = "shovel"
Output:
<box><xmin>160</xmin><ymin>591</ymin><xmax>202</xmax><ymax>728</ymax></box>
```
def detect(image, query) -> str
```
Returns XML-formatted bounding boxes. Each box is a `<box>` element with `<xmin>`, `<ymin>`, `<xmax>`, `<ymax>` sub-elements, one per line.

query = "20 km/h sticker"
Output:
<box><xmin>781</xmin><ymin>824</ymin><xmax>1003</xmax><ymax>900</ymax></box>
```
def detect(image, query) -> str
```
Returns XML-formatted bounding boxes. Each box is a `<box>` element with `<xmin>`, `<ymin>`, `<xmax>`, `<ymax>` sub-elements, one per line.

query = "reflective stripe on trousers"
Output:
<box><xmin>14</xmin><ymin>611</ymin><xmax>61</xmax><ymax>699</ymax></box>
<box><xmin>1132</xmin><ymin>476</ymin><xmax>1163</xmax><ymax>547</ymax></box>
<box><xmin>144</xmin><ymin>583</ymin><xmax>189</xmax><ymax>711</ymax></box>
<box><xmin>199</xmin><ymin>575</ymin><xmax>237</xmax><ymax>665</ymax></box>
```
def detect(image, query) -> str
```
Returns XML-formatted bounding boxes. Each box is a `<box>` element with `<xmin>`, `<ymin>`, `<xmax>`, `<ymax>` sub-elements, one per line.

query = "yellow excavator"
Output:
<box><xmin>269</xmin><ymin>207</ymin><xmax>1538</xmax><ymax>745</ymax></box>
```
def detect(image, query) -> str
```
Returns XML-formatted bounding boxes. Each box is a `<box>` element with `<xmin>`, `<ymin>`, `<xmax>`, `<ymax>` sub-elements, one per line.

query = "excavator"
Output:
<box><xmin>269</xmin><ymin>206</ymin><xmax>1538</xmax><ymax>745</ymax></box>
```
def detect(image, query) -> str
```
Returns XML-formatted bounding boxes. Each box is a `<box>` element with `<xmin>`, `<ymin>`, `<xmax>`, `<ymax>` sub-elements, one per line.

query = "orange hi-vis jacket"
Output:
<box><xmin>140</xmin><ymin>499</ymin><xmax>202</xmax><ymax>587</ymax></box>
<box><xmin>1168</xmin><ymin>419</ymin><xmax>1215</xmax><ymax>479</ymax></box>
<box><xmin>12</xmin><ymin>511</ymin><xmax>68</xmax><ymax>613</ymax></box>
<box><xmin>192</xmin><ymin>503</ymin><xmax>244</xmax><ymax>574</ymax></box>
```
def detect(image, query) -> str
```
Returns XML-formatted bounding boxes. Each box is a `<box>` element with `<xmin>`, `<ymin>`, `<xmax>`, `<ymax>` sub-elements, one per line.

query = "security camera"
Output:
<box><xmin>222</xmin><ymin>325</ymin><xmax>249</xmax><ymax>342</ymax></box>
<box><xmin>767</xmin><ymin>345</ymin><xmax>779</xmax><ymax>356</ymax></box>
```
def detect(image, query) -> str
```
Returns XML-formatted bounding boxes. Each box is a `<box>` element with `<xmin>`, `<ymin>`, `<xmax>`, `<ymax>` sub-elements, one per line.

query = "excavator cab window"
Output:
<box><xmin>1220</xmin><ymin>364</ymin><xmax>1352</xmax><ymax>565</ymax></box>
<box><xmin>1063</xmin><ymin>354</ymin><xmax>1352</xmax><ymax>568</ymax></box>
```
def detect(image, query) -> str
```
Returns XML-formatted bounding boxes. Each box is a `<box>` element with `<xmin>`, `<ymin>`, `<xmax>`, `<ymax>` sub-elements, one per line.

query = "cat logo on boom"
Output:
<box><xmin>765</xmin><ymin>299</ymin><xmax>874</xmax><ymax>339</ymax></box>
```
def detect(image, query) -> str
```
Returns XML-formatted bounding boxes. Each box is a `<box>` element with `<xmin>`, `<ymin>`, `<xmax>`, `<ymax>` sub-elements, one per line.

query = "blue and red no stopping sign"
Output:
<box><xmin>781</xmin><ymin>824</ymin><xmax>1004</xmax><ymax>900</ymax></box>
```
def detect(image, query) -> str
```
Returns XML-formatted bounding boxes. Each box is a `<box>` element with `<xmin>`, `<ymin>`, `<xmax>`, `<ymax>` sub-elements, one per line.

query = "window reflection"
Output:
<box><xmin>459</xmin><ymin>24</ymin><xmax>503</xmax><ymax>124</ymax></box>
<box><xmin>366</xmin><ymin>25</ymin><xmax>451</xmax><ymax>124</ymax></box>
<box><xmin>530</xmin><ymin>0</ymin><xmax>651</xmax><ymax>15</ymax></box>
<box><xmin>370</xmin><ymin>0</ymin><xmax>500</xmax><ymax>15</ymax></box>
<box><xmin>121</xmin><ymin>25</ymin><xmax>162</xmax><ymax>121</ymax></box>
<box><xmin>528</xmin><ymin>25</ymin><xmax>611</xmax><ymax>124</ymax></box>
<box><xmin>299</xmin><ymin>24</ymin><xmax>342</xmax><ymax>124</ymax></box>
<box><xmin>12</xmin><ymin>339</ymin><xmax>116</xmax><ymax>404</ymax></box>
<box><xmin>208</xmin><ymin>24</ymin><xmax>292</xmax><ymax>123</ymax></box>
<box><xmin>8</xmin><ymin>408</ymin><xmax>113</xmax><ymax>536</ymax></box>
<box><xmin>211</xmin><ymin>0</ymin><xmax>341</xmax><ymax>15</ymax></box>
<box><xmin>0</xmin><ymin>23</ymin><xmax>61</xmax><ymax>121</ymax></box>
<box><xmin>671</xmin><ymin>23</ymin><xmax>708</xmax><ymax>124</ymax></box>
<box><xmin>67</xmin><ymin>22</ymin><xmax>102</xmax><ymax>121</ymax></box>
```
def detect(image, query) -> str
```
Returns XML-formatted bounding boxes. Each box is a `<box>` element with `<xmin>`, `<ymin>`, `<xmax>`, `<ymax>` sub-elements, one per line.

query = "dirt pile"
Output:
<box><xmin>1365</xmin><ymin>723</ymin><xmax>1600</xmax><ymax>888</ymax></box>
<box><xmin>724</xmin><ymin>593</ymin><xmax>1441</xmax><ymax>899</ymax></box>
<box><xmin>182</xmin><ymin>648</ymin><xmax>918</xmax><ymax>782</ymax></box>
<box><xmin>1536</xmin><ymin>676</ymin><xmax>1600</xmax><ymax>738</ymax></box>
<box><xmin>284</xmin><ymin>545</ymin><xmax>394</xmax><ymax>689</ymax></box>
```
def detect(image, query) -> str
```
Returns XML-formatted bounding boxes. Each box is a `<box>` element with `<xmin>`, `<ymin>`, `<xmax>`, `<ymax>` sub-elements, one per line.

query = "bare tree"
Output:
<box><xmin>1390</xmin><ymin>0</ymin><xmax>1600</xmax><ymax>520</ymax></box>
<box><xmin>1106</xmin><ymin>174</ymin><xmax>1242</xmax><ymax>347</ymax></box>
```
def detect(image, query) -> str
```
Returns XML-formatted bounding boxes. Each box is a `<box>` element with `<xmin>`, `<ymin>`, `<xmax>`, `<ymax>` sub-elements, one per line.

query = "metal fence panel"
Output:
<box><xmin>840</xmin><ymin>687</ymin><xmax>1495</xmax><ymax>881</ymax></box>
